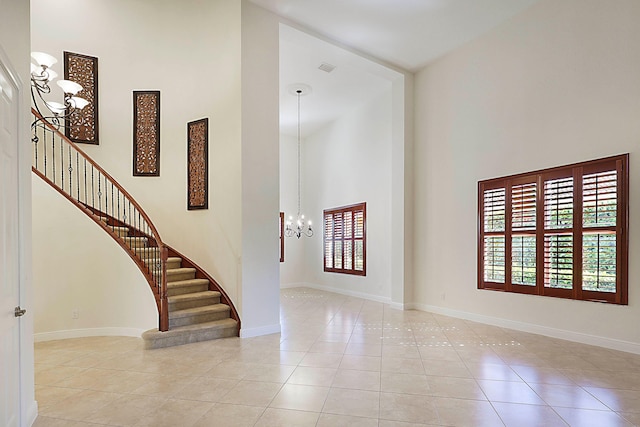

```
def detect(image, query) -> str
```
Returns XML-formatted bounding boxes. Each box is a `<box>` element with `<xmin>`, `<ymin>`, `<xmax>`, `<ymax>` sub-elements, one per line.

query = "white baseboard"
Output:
<box><xmin>34</xmin><ymin>327</ymin><xmax>147</xmax><ymax>342</ymax></box>
<box><xmin>287</xmin><ymin>282</ymin><xmax>395</xmax><ymax>305</ymax></box>
<box><xmin>25</xmin><ymin>400</ymin><xmax>38</xmax><ymax>427</ymax></box>
<box><xmin>240</xmin><ymin>323</ymin><xmax>281</xmax><ymax>338</ymax></box>
<box><xmin>414</xmin><ymin>303</ymin><xmax>640</xmax><ymax>355</ymax></box>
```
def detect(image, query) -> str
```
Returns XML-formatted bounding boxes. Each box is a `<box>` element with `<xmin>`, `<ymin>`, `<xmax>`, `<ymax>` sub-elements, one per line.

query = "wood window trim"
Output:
<box><xmin>478</xmin><ymin>154</ymin><xmax>628</xmax><ymax>305</ymax></box>
<box><xmin>324</xmin><ymin>202</ymin><xmax>367</xmax><ymax>276</ymax></box>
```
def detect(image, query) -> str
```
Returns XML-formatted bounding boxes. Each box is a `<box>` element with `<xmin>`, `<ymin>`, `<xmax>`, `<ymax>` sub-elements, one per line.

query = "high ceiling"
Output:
<box><xmin>250</xmin><ymin>0</ymin><xmax>540</xmax><ymax>71</ymax></box>
<box><xmin>254</xmin><ymin>0</ymin><xmax>541</xmax><ymax>137</ymax></box>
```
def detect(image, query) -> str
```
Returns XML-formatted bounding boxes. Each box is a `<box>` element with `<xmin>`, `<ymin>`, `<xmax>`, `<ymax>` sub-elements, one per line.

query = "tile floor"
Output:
<box><xmin>33</xmin><ymin>287</ymin><xmax>640</xmax><ymax>426</ymax></box>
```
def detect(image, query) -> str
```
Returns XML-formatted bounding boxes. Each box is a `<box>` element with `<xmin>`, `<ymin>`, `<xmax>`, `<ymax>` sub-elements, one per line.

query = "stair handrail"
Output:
<box><xmin>31</xmin><ymin>108</ymin><xmax>170</xmax><ymax>331</ymax></box>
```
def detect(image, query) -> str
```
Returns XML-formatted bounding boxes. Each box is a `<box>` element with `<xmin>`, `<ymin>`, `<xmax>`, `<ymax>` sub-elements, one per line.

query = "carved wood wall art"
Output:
<box><xmin>133</xmin><ymin>91</ymin><xmax>160</xmax><ymax>176</ymax></box>
<box><xmin>64</xmin><ymin>51</ymin><xmax>99</xmax><ymax>144</ymax></box>
<box><xmin>187</xmin><ymin>118</ymin><xmax>208</xmax><ymax>210</ymax></box>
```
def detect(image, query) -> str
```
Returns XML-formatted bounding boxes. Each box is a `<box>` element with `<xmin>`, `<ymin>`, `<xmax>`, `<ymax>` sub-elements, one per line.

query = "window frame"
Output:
<box><xmin>477</xmin><ymin>154</ymin><xmax>628</xmax><ymax>305</ymax></box>
<box><xmin>323</xmin><ymin>202</ymin><xmax>367</xmax><ymax>276</ymax></box>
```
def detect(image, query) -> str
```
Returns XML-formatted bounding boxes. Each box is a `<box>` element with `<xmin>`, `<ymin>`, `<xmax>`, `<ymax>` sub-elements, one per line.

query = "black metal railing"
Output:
<box><xmin>31</xmin><ymin>109</ymin><xmax>169</xmax><ymax>331</ymax></box>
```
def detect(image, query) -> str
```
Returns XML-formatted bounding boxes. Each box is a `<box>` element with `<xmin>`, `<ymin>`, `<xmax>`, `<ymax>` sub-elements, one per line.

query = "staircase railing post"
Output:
<box><xmin>159</xmin><ymin>244</ymin><xmax>169</xmax><ymax>332</ymax></box>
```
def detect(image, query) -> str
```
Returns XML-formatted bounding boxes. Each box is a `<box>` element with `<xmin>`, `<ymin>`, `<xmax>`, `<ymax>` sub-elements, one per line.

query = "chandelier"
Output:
<box><xmin>284</xmin><ymin>84</ymin><xmax>313</xmax><ymax>239</ymax></box>
<box><xmin>30</xmin><ymin>51</ymin><xmax>88</xmax><ymax>131</ymax></box>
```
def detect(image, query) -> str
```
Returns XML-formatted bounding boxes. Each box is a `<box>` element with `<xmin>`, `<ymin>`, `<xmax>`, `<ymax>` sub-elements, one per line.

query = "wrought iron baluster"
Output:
<box><xmin>60</xmin><ymin>136</ymin><xmax>64</xmax><ymax>189</ymax></box>
<box><xmin>43</xmin><ymin>127</ymin><xmax>47</xmax><ymax>178</ymax></box>
<box><xmin>52</xmin><ymin>134</ymin><xmax>55</xmax><ymax>184</ymax></box>
<box><xmin>76</xmin><ymin>151</ymin><xmax>80</xmax><ymax>201</ymax></box>
<box><xmin>83</xmin><ymin>158</ymin><xmax>87</xmax><ymax>205</ymax></box>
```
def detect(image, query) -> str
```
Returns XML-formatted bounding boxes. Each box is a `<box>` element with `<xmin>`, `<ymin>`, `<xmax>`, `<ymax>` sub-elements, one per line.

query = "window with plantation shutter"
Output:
<box><xmin>478</xmin><ymin>154</ymin><xmax>628</xmax><ymax>305</ymax></box>
<box><xmin>324</xmin><ymin>202</ymin><xmax>366</xmax><ymax>276</ymax></box>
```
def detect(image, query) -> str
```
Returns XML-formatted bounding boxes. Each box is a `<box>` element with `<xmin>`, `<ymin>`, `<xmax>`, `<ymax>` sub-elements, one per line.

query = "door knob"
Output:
<box><xmin>14</xmin><ymin>306</ymin><xmax>26</xmax><ymax>317</ymax></box>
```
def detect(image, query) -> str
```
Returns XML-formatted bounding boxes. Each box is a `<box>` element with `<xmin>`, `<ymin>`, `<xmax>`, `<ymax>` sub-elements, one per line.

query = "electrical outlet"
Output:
<box><xmin>72</xmin><ymin>309</ymin><xmax>79</xmax><ymax>319</ymax></box>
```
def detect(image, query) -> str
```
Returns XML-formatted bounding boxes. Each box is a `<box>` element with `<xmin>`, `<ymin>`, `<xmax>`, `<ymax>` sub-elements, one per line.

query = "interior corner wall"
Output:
<box><xmin>413</xmin><ymin>0</ymin><xmax>640</xmax><ymax>352</ymax></box>
<box><xmin>30</xmin><ymin>0</ymin><xmax>244</xmax><ymax>335</ymax></box>
<box><xmin>299</xmin><ymin>88</ymin><xmax>394</xmax><ymax>302</ymax></box>
<box><xmin>240</xmin><ymin>0</ymin><xmax>281</xmax><ymax>337</ymax></box>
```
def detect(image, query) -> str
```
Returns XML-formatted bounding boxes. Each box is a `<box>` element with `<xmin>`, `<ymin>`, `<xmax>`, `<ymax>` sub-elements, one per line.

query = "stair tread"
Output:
<box><xmin>168</xmin><ymin>291</ymin><xmax>220</xmax><ymax>302</ymax></box>
<box><xmin>142</xmin><ymin>318</ymin><xmax>237</xmax><ymax>338</ymax></box>
<box><xmin>167</xmin><ymin>267</ymin><xmax>196</xmax><ymax>274</ymax></box>
<box><xmin>169</xmin><ymin>304</ymin><xmax>230</xmax><ymax>318</ymax></box>
<box><xmin>167</xmin><ymin>278</ymin><xmax>209</xmax><ymax>287</ymax></box>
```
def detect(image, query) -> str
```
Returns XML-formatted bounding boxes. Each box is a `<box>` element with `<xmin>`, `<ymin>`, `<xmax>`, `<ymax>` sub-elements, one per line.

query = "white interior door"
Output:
<box><xmin>0</xmin><ymin>57</ymin><xmax>22</xmax><ymax>427</ymax></box>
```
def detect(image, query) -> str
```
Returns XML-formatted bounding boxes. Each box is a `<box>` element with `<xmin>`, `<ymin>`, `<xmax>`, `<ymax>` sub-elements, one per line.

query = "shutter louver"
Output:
<box><xmin>582</xmin><ymin>233</ymin><xmax>616</xmax><ymax>293</ymax></box>
<box><xmin>545</xmin><ymin>177</ymin><xmax>573</xmax><ymax>229</ymax></box>
<box><xmin>484</xmin><ymin>236</ymin><xmax>505</xmax><ymax>283</ymax></box>
<box><xmin>583</xmin><ymin>171</ymin><xmax>617</xmax><ymax>227</ymax></box>
<box><xmin>544</xmin><ymin>234</ymin><xmax>573</xmax><ymax>289</ymax></box>
<box><xmin>484</xmin><ymin>188</ymin><xmax>505</xmax><ymax>232</ymax></box>
<box><xmin>512</xmin><ymin>236</ymin><xmax>536</xmax><ymax>286</ymax></box>
<box><xmin>512</xmin><ymin>183</ymin><xmax>536</xmax><ymax>230</ymax></box>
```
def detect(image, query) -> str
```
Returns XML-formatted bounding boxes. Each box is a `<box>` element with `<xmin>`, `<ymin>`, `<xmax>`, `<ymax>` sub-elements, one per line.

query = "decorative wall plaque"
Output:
<box><xmin>133</xmin><ymin>91</ymin><xmax>160</xmax><ymax>176</ymax></box>
<box><xmin>187</xmin><ymin>118</ymin><xmax>208</xmax><ymax>210</ymax></box>
<box><xmin>64</xmin><ymin>51</ymin><xmax>99</xmax><ymax>144</ymax></box>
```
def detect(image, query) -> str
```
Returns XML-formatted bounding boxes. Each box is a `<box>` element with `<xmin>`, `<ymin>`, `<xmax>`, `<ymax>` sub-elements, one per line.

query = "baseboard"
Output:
<box><xmin>34</xmin><ymin>327</ymin><xmax>147</xmax><ymax>342</ymax></box>
<box><xmin>289</xmin><ymin>282</ymin><xmax>395</xmax><ymax>305</ymax></box>
<box><xmin>25</xmin><ymin>400</ymin><xmax>38</xmax><ymax>427</ymax></box>
<box><xmin>280</xmin><ymin>282</ymin><xmax>306</xmax><ymax>289</ymax></box>
<box><xmin>240</xmin><ymin>323</ymin><xmax>281</xmax><ymax>338</ymax></box>
<box><xmin>415</xmin><ymin>303</ymin><xmax>640</xmax><ymax>355</ymax></box>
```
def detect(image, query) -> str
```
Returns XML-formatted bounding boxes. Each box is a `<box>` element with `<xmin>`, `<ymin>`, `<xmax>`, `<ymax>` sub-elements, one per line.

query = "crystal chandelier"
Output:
<box><xmin>285</xmin><ymin>84</ymin><xmax>313</xmax><ymax>239</ymax></box>
<box><xmin>30</xmin><ymin>51</ymin><xmax>88</xmax><ymax>131</ymax></box>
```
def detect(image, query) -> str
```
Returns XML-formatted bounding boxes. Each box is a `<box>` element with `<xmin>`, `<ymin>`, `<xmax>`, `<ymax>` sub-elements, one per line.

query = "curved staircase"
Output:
<box><xmin>31</xmin><ymin>109</ymin><xmax>239</xmax><ymax>348</ymax></box>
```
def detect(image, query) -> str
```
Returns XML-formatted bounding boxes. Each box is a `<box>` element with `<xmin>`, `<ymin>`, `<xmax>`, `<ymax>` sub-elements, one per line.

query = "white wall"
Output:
<box><xmin>1</xmin><ymin>0</ymin><xmax>37</xmax><ymax>423</ymax></box>
<box><xmin>279</xmin><ymin>133</ymin><xmax>306</xmax><ymax>283</ymax></box>
<box><xmin>283</xmin><ymin>88</ymin><xmax>396</xmax><ymax>302</ymax></box>
<box><xmin>240</xmin><ymin>0</ymin><xmax>281</xmax><ymax>337</ymax></box>
<box><xmin>414</xmin><ymin>0</ymin><xmax>640</xmax><ymax>352</ymax></box>
<box><xmin>32</xmin><ymin>178</ymin><xmax>158</xmax><ymax>338</ymax></box>
<box><xmin>31</xmin><ymin>0</ymin><xmax>244</xmax><ymax>333</ymax></box>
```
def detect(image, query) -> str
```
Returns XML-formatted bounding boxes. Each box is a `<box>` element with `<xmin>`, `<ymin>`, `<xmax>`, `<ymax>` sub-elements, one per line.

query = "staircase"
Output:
<box><xmin>31</xmin><ymin>109</ymin><xmax>240</xmax><ymax>348</ymax></box>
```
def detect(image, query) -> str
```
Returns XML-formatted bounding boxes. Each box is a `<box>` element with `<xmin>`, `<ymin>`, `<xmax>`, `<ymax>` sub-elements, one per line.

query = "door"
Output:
<box><xmin>0</xmin><ymin>57</ymin><xmax>22</xmax><ymax>427</ymax></box>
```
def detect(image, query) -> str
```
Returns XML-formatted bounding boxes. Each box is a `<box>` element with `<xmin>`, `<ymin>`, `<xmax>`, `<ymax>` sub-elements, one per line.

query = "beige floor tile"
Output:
<box><xmin>419</xmin><ymin>346</ymin><xmax>461</xmax><ymax>362</ymax></box>
<box><xmin>84</xmin><ymin>394</ymin><xmax>165</xmax><ymax>425</ymax></box>
<box><xmin>309</xmin><ymin>341</ymin><xmax>348</xmax><ymax>354</ymax></box>
<box><xmin>130</xmin><ymin>374</ymin><xmax>197</xmax><ymax>398</ymax></box>
<box><xmin>478</xmin><ymin>379</ymin><xmax>546</xmax><ymax>405</ymax></box>
<box><xmin>423</xmin><ymin>359</ymin><xmax>472</xmax><ymax>378</ymax></box>
<box><xmin>381</xmin><ymin>372</ymin><xmax>430</xmax><ymax>395</ymax></box>
<box><xmin>205</xmin><ymin>361</ymin><xmax>259</xmax><ymax>380</ymax></box>
<box><xmin>323</xmin><ymin>388</ymin><xmax>380</xmax><ymax>418</ymax></box>
<box><xmin>270</xmin><ymin>383</ymin><xmax>330</xmax><ymax>412</ymax></box>
<box><xmin>299</xmin><ymin>352</ymin><xmax>343</xmax><ymax>369</ymax></box>
<box><xmin>465</xmin><ymin>362</ymin><xmax>522</xmax><ymax>381</ymax></box>
<box><xmin>133</xmin><ymin>398</ymin><xmax>214</xmax><ymax>427</ymax></box>
<box><xmin>433</xmin><ymin>396</ymin><xmax>504</xmax><ymax>427</ymax></box>
<box><xmin>288</xmin><ymin>366</ymin><xmax>337</xmax><ymax>387</ymax></box>
<box><xmin>332</xmin><ymin>369</ymin><xmax>381</xmax><ymax>391</ymax></box>
<box><xmin>425</xmin><ymin>376</ymin><xmax>487</xmax><ymax>400</ymax></box>
<box><xmin>242</xmin><ymin>363</ymin><xmax>296</xmax><ymax>383</ymax></box>
<box><xmin>35</xmin><ymin>365</ymin><xmax>88</xmax><ymax>386</ymax></box>
<box><xmin>379</xmin><ymin>392</ymin><xmax>439</xmax><ymax>424</ymax></box>
<box><xmin>529</xmin><ymin>383</ymin><xmax>610</xmax><ymax>410</ymax></box>
<box><xmin>219</xmin><ymin>380</ymin><xmax>282</xmax><ymax>407</ymax></box>
<box><xmin>378</xmin><ymin>421</ymin><xmax>436</xmax><ymax>427</ymax></box>
<box><xmin>620</xmin><ymin>411</ymin><xmax>640</xmax><ymax>426</ymax></box>
<box><xmin>40</xmin><ymin>389</ymin><xmax>120</xmax><ymax>421</ymax></box>
<box><xmin>340</xmin><ymin>354</ymin><xmax>382</xmax><ymax>371</ymax></box>
<box><xmin>192</xmin><ymin>403</ymin><xmax>264</xmax><ymax>427</ymax></box>
<box><xmin>381</xmin><ymin>357</ymin><xmax>425</xmax><ymax>376</ymax></box>
<box><xmin>33</xmin><ymin>416</ymin><xmax>104</xmax><ymax>426</ymax></box>
<box><xmin>254</xmin><ymin>408</ymin><xmax>319</xmax><ymax>426</ymax></box>
<box><xmin>510</xmin><ymin>365</ymin><xmax>575</xmax><ymax>385</ymax></box>
<box><xmin>382</xmin><ymin>345</ymin><xmax>421</xmax><ymax>360</ymax></box>
<box><xmin>345</xmin><ymin>342</ymin><xmax>382</xmax><ymax>356</ymax></box>
<box><xmin>173</xmin><ymin>376</ymin><xmax>239</xmax><ymax>402</ymax></box>
<box><xmin>317</xmin><ymin>413</ymin><xmax>380</xmax><ymax>426</ymax></box>
<box><xmin>492</xmin><ymin>402</ymin><xmax>569</xmax><ymax>427</ymax></box>
<box><xmin>584</xmin><ymin>387</ymin><xmax>640</xmax><ymax>413</ymax></box>
<box><xmin>35</xmin><ymin>385</ymin><xmax>84</xmax><ymax>411</ymax></box>
<box><xmin>553</xmin><ymin>407</ymin><xmax>634</xmax><ymax>427</ymax></box>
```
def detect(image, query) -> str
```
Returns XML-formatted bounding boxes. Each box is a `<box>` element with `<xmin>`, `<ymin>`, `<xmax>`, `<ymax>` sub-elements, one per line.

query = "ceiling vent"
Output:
<box><xmin>318</xmin><ymin>62</ymin><xmax>336</xmax><ymax>73</ymax></box>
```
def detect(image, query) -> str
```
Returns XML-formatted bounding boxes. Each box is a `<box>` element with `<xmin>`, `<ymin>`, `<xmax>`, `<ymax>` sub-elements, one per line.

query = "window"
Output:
<box><xmin>324</xmin><ymin>202</ymin><xmax>366</xmax><ymax>276</ymax></box>
<box><xmin>478</xmin><ymin>154</ymin><xmax>628</xmax><ymax>304</ymax></box>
